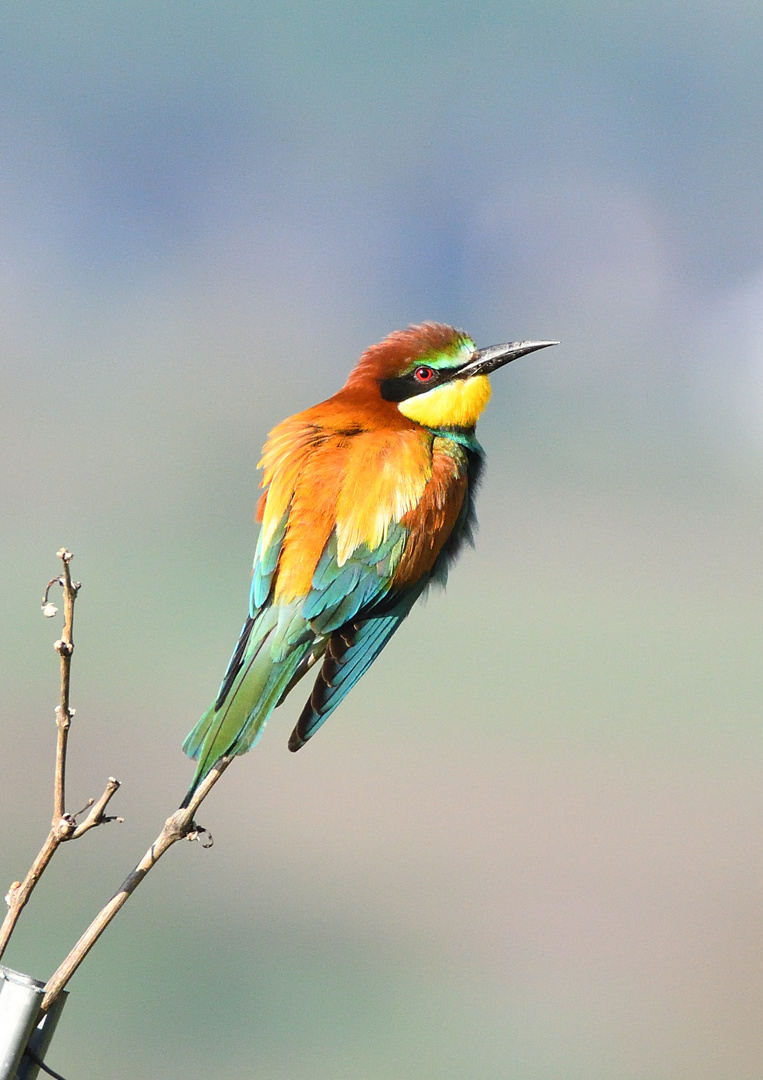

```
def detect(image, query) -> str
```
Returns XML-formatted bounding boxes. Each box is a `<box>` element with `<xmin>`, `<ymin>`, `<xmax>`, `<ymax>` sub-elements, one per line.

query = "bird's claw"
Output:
<box><xmin>186</xmin><ymin>822</ymin><xmax>214</xmax><ymax>848</ymax></box>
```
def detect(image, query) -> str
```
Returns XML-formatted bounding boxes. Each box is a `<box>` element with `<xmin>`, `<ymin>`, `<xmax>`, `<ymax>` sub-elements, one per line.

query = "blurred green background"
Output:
<box><xmin>2</xmin><ymin>3</ymin><xmax>763</xmax><ymax>1077</ymax></box>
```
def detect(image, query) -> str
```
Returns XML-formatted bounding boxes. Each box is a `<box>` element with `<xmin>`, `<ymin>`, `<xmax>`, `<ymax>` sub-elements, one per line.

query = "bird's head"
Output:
<box><xmin>345</xmin><ymin>322</ymin><xmax>558</xmax><ymax>432</ymax></box>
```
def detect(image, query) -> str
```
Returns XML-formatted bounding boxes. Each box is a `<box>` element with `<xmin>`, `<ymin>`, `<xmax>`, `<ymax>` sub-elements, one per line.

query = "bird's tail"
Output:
<box><xmin>181</xmin><ymin>603</ymin><xmax>314</xmax><ymax>803</ymax></box>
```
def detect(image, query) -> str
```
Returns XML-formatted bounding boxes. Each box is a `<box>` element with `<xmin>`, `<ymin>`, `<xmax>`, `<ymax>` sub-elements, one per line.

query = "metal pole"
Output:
<box><xmin>0</xmin><ymin>967</ymin><xmax>67</xmax><ymax>1080</ymax></box>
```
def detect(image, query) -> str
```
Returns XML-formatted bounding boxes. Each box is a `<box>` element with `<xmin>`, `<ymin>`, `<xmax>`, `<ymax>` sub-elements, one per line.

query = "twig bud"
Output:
<box><xmin>5</xmin><ymin>882</ymin><xmax>21</xmax><ymax>907</ymax></box>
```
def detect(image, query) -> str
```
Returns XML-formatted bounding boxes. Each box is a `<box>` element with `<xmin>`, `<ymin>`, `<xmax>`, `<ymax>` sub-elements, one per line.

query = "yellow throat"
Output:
<box><xmin>397</xmin><ymin>374</ymin><xmax>492</xmax><ymax>430</ymax></box>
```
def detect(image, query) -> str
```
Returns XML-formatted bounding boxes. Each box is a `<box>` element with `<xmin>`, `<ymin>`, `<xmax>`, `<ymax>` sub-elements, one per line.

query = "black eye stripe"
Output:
<box><xmin>379</xmin><ymin>364</ymin><xmax>450</xmax><ymax>402</ymax></box>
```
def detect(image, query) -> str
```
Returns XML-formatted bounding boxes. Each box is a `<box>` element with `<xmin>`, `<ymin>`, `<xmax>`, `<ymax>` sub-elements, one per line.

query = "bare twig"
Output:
<box><xmin>0</xmin><ymin>835</ymin><xmax>60</xmax><ymax>959</ymax></box>
<box><xmin>52</xmin><ymin>549</ymin><xmax>78</xmax><ymax>823</ymax></box>
<box><xmin>41</xmin><ymin>755</ymin><xmax>233</xmax><ymax>1011</ymax></box>
<box><xmin>0</xmin><ymin>551</ymin><xmax>122</xmax><ymax>961</ymax></box>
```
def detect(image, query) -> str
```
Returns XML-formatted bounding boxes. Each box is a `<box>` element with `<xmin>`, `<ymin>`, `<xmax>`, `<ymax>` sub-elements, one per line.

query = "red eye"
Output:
<box><xmin>414</xmin><ymin>365</ymin><xmax>435</xmax><ymax>384</ymax></box>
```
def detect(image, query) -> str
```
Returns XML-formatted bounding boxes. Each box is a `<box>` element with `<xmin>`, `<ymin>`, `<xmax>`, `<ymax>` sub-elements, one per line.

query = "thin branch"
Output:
<box><xmin>0</xmin><ymin>833</ymin><xmax>61</xmax><ymax>958</ymax></box>
<box><xmin>0</xmin><ymin>551</ymin><xmax>122</xmax><ymax>962</ymax></box>
<box><xmin>52</xmin><ymin>548</ymin><xmax>78</xmax><ymax>823</ymax></box>
<box><xmin>41</xmin><ymin>755</ymin><xmax>233</xmax><ymax>1012</ymax></box>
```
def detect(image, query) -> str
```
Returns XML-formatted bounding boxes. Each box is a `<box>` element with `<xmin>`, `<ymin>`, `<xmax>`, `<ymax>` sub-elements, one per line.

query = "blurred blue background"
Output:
<box><xmin>2</xmin><ymin>3</ymin><xmax>762</xmax><ymax>1077</ymax></box>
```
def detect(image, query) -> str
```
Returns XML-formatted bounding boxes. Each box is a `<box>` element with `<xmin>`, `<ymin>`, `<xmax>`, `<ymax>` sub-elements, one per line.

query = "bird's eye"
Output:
<box><xmin>413</xmin><ymin>365</ymin><xmax>435</xmax><ymax>384</ymax></box>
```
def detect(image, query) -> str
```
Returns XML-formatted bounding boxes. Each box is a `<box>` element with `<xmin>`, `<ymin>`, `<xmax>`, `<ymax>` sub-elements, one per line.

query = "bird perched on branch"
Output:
<box><xmin>183</xmin><ymin>323</ymin><xmax>556</xmax><ymax>798</ymax></box>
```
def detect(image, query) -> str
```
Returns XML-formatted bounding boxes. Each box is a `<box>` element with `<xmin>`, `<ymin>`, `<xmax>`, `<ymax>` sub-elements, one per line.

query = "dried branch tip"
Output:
<box><xmin>42</xmin><ymin>552</ymin><xmax>81</xmax><ymax>613</ymax></box>
<box><xmin>70</xmin><ymin>777</ymin><xmax>123</xmax><ymax>838</ymax></box>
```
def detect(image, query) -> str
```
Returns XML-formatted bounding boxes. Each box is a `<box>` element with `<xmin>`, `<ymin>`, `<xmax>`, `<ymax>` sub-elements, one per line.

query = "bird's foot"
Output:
<box><xmin>185</xmin><ymin>821</ymin><xmax>214</xmax><ymax>848</ymax></box>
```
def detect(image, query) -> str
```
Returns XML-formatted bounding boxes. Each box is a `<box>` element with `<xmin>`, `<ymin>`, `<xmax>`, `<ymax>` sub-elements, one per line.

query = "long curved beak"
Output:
<box><xmin>456</xmin><ymin>339</ymin><xmax>559</xmax><ymax>379</ymax></box>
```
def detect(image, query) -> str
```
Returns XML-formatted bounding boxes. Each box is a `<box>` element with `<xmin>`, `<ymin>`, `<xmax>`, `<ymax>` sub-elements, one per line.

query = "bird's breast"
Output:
<box><xmin>391</xmin><ymin>437</ymin><xmax>471</xmax><ymax>588</ymax></box>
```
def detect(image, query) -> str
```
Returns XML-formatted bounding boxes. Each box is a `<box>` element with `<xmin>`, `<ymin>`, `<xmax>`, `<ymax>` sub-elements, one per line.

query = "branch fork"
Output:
<box><xmin>2</xmin><ymin>547</ymin><xmax>232</xmax><ymax>1019</ymax></box>
<box><xmin>41</xmin><ymin>755</ymin><xmax>230</xmax><ymax>1011</ymax></box>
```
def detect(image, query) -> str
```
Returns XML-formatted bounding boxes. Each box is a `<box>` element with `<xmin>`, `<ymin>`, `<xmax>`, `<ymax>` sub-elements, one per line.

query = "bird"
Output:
<box><xmin>182</xmin><ymin>323</ymin><xmax>557</xmax><ymax>799</ymax></box>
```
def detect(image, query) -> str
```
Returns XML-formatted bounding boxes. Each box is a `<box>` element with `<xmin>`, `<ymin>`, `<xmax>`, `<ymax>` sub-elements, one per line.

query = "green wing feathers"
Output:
<box><xmin>182</xmin><ymin>602</ymin><xmax>314</xmax><ymax>793</ymax></box>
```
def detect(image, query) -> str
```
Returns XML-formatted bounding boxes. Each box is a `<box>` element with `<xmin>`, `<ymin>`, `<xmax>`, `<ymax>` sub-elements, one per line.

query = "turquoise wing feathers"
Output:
<box><xmin>288</xmin><ymin>524</ymin><xmax>423</xmax><ymax>749</ymax></box>
<box><xmin>183</xmin><ymin>520</ymin><xmax>413</xmax><ymax>794</ymax></box>
<box><xmin>287</xmin><ymin>596</ymin><xmax>420</xmax><ymax>751</ymax></box>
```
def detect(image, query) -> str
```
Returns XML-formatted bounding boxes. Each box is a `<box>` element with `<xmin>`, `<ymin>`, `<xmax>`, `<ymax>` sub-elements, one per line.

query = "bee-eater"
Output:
<box><xmin>183</xmin><ymin>323</ymin><xmax>556</xmax><ymax>797</ymax></box>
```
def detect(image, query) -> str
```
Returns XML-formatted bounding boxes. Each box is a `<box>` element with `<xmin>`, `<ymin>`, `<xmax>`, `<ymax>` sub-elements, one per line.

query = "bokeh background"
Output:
<box><xmin>2</xmin><ymin>3</ymin><xmax>763</xmax><ymax>1077</ymax></box>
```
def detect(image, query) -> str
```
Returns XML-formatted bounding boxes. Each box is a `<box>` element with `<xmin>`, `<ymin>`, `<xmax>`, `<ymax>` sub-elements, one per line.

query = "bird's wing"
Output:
<box><xmin>285</xmin><ymin>518</ymin><xmax>425</xmax><ymax>750</ymax></box>
<box><xmin>184</xmin><ymin>507</ymin><xmax>410</xmax><ymax>782</ymax></box>
<box><xmin>249</xmin><ymin>507</ymin><xmax>289</xmax><ymax>612</ymax></box>
<box><xmin>288</xmin><ymin>593</ymin><xmax>420</xmax><ymax>750</ymax></box>
<box><xmin>301</xmin><ymin>523</ymin><xmax>406</xmax><ymax>628</ymax></box>
<box><xmin>182</xmin><ymin>600</ymin><xmax>316</xmax><ymax>784</ymax></box>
